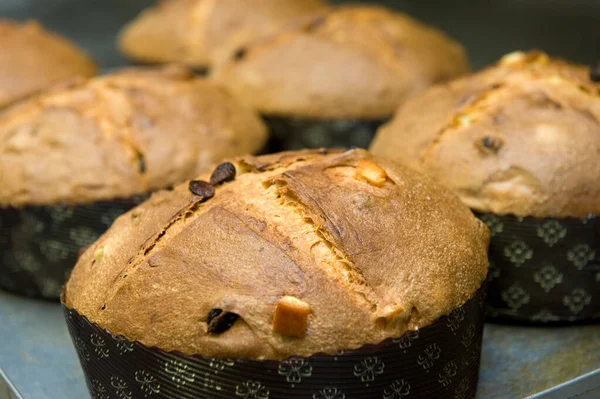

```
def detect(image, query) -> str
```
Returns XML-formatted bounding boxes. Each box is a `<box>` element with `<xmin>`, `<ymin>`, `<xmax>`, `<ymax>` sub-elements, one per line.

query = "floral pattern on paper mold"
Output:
<box><xmin>536</xmin><ymin>220</ymin><xmax>566</xmax><ymax>247</ymax></box>
<box><xmin>353</xmin><ymin>357</ymin><xmax>385</xmax><ymax>383</ymax></box>
<box><xmin>278</xmin><ymin>358</ymin><xmax>313</xmax><ymax>384</ymax></box>
<box><xmin>503</xmin><ymin>241</ymin><xmax>533</xmax><ymax>267</ymax></box>
<box><xmin>383</xmin><ymin>379</ymin><xmax>411</xmax><ymax>399</ymax></box>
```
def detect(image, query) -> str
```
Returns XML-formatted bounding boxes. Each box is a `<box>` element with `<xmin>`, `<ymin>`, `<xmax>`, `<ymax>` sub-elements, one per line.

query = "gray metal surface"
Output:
<box><xmin>0</xmin><ymin>368</ymin><xmax>24</xmax><ymax>399</ymax></box>
<box><xmin>0</xmin><ymin>290</ymin><xmax>599</xmax><ymax>399</ymax></box>
<box><xmin>528</xmin><ymin>369</ymin><xmax>600</xmax><ymax>399</ymax></box>
<box><xmin>478</xmin><ymin>323</ymin><xmax>600</xmax><ymax>398</ymax></box>
<box><xmin>0</xmin><ymin>291</ymin><xmax>88</xmax><ymax>399</ymax></box>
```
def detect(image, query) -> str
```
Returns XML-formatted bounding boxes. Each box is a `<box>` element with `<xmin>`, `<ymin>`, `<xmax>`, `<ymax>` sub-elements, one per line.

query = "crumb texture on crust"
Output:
<box><xmin>212</xmin><ymin>5</ymin><xmax>470</xmax><ymax>119</ymax></box>
<box><xmin>65</xmin><ymin>149</ymin><xmax>489</xmax><ymax>360</ymax></box>
<box><xmin>371</xmin><ymin>51</ymin><xmax>600</xmax><ymax>218</ymax></box>
<box><xmin>117</xmin><ymin>0</ymin><xmax>327</xmax><ymax>68</ymax></box>
<box><xmin>0</xmin><ymin>19</ymin><xmax>97</xmax><ymax>108</ymax></box>
<box><xmin>0</xmin><ymin>66</ymin><xmax>267</xmax><ymax>207</ymax></box>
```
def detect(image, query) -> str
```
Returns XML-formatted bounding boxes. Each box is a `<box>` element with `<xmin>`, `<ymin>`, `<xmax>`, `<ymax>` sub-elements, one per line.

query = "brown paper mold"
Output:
<box><xmin>479</xmin><ymin>213</ymin><xmax>599</xmax><ymax>322</ymax></box>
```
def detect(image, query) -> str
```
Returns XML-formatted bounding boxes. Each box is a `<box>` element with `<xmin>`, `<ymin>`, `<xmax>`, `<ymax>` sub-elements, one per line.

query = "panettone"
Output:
<box><xmin>0</xmin><ymin>65</ymin><xmax>267</xmax><ymax>299</ymax></box>
<box><xmin>371</xmin><ymin>51</ymin><xmax>600</xmax><ymax>218</ymax></box>
<box><xmin>0</xmin><ymin>20</ymin><xmax>97</xmax><ymax>108</ymax></box>
<box><xmin>0</xmin><ymin>66</ymin><xmax>267</xmax><ymax>207</ymax></box>
<box><xmin>212</xmin><ymin>5</ymin><xmax>470</xmax><ymax>120</ymax></box>
<box><xmin>64</xmin><ymin>149</ymin><xmax>489</xmax><ymax>360</ymax></box>
<box><xmin>118</xmin><ymin>0</ymin><xmax>327</xmax><ymax>68</ymax></box>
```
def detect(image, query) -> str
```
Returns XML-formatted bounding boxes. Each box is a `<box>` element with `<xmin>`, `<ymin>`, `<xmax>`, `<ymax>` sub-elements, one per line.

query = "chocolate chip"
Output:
<box><xmin>210</xmin><ymin>162</ymin><xmax>236</xmax><ymax>185</ymax></box>
<box><xmin>207</xmin><ymin>310</ymin><xmax>239</xmax><ymax>334</ymax></box>
<box><xmin>479</xmin><ymin>136</ymin><xmax>503</xmax><ymax>154</ymax></box>
<box><xmin>135</xmin><ymin>151</ymin><xmax>146</xmax><ymax>174</ymax></box>
<box><xmin>207</xmin><ymin>308</ymin><xmax>223</xmax><ymax>325</ymax></box>
<box><xmin>233</xmin><ymin>48</ymin><xmax>247</xmax><ymax>61</ymax></box>
<box><xmin>591</xmin><ymin>60</ymin><xmax>600</xmax><ymax>82</ymax></box>
<box><xmin>189</xmin><ymin>180</ymin><xmax>215</xmax><ymax>199</ymax></box>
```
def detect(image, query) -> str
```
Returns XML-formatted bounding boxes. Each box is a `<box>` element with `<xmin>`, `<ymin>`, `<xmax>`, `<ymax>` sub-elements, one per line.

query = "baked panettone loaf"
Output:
<box><xmin>0</xmin><ymin>66</ymin><xmax>267</xmax><ymax>207</ymax></box>
<box><xmin>0</xmin><ymin>20</ymin><xmax>97</xmax><ymax>108</ymax></box>
<box><xmin>371</xmin><ymin>51</ymin><xmax>600</xmax><ymax>218</ymax></box>
<box><xmin>118</xmin><ymin>0</ymin><xmax>328</xmax><ymax>68</ymax></box>
<box><xmin>64</xmin><ymin>149</ymin><xmax>489</xmax><ymax>359</ymax></box>
<box><xmin>212</xmin><ymin>5</ymin><xmax>470</xmax><ymax>120</ymax></box>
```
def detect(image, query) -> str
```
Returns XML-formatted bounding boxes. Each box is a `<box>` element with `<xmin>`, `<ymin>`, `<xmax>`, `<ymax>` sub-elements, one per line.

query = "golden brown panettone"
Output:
<box><xmin>117</xmin><ymin>0</ymin><xmax>327</xmax><ymax>68</ymax></box>
<box><xmin>0</xmin><ymin>20</ymin><xmax>97</xmax><ymax>108</ymax></box>
<box><xmin>371</xmin><ymin>51</ymin><xmax>600</xmax><ymax>218</ymax></box>
<box><xmin>64</xmin><ymin>149</ymin><xmax>489</xmax><ymax>360</ymax></box>
<box><xmin>212</xmin><ymin>5</ymin><xmax>470</xmax><ymax>120</ymax></box>
<box><xmin>0</xmin><ymin>66</ymin><xmax>267</xmax><ymax>207</ymax></box>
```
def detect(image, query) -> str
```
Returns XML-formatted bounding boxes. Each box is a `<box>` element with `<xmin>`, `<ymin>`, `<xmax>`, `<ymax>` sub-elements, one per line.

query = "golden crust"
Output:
<box><xmin>0</xmin><ymin>20</ymin><xmax>97</xmax><ymax>108</ymax></box>
<box><xmin>64</xmin><ymin>149</ymin><xmax>489</xmax><ymax>360</ymax></box>
<box><xmin>117</xmin><ymin>0</ymin><xmax>327</xmax><ymax>68</ymax></box>
<box><xmin>371</xmin><ymin>51</ymin><xmax>600</xmax><ymax>218</ymax></box>
<box><xmin>212</xmin><ymin>5</ymin><xmax>470</xmax><ymax>119</ymax></box>
<box><xmin>0</xmin><ymin>66</ymin><xmax>267</xmax><ymax>207</ymax></box>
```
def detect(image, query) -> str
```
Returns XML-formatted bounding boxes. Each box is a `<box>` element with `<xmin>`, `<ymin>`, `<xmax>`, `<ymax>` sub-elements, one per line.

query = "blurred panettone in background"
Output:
<box><xmin>371</xmin><ymin>50</ymin><xmax>600</xmax><ymax>322</ymax></box>
<box><xmin>212</xmin><ymin>4</ymin><xmax>469</xmax><ymax>150</ymax></box>
<box><xmin>0</xmin><ymin>66</ymin><xmax>267</xmax><ymax>207</ymax></box>
<box><xmin>0</xmin><ymin>19</ymin><xmax>97</xmax><ymax>108</ymax></box>
<box><xmin>0</xmin><ymin>65</ymin><xmax>267</xmax><ymax>298</ymax></box>
<box><xmin>214</xmin><ymin>5</ymin><xmax>470</xmax><ymax>121</ymax></box>
<box><xmin>371</xmin><ymin>51</ymin><xmax>600</xmax><ymax>218</ymax></box>
<box><xmin>118</xmin><ymin>0</ymin><xmax>328</xmax><ymax>68</ymax></box>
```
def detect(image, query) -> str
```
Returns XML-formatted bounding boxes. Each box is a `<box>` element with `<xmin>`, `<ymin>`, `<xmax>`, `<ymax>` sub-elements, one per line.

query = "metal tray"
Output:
<box><xmin>1</xmin><ymin>1</ymin><xmax>600</xmax><ymax>398</ymax></box>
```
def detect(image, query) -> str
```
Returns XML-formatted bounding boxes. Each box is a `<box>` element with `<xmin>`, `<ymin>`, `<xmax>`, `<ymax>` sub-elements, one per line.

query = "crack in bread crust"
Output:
<box><xmin>267</xmin><ymin>179</ymin><xmax>380</xmax><ymax>311</ymax></box>
<box><xmin>422</xmin><ymin>61</ymin><xmax>600</xmax><ymax>164</ymax></box>
<box><xmin>104</xmin><ymin>149</ymin><xmax>380</xmax><ymax>314</ymax></box>
<box><xmin>102</xmin><ymin>151</ymin><xmax>336</xmax><ymax>304</ymax></box>
<box><xmin>421</xmin><ymin>83</ymin><xmax>507</xmax><ymax>163</ymax></box>
<box><xmin>103</xmin><ymin>194</ymin><xmax>209</xmax><ymax>303</ymax></box>
<box><xmin>79</xmin><ymin>83</ymin><xmax>147</xmax><ymax>181</ymax></box>
<box><xmin>422</xmin><ymin>54</ymin><xmax>600</xmax><ymax>164</ymax></box>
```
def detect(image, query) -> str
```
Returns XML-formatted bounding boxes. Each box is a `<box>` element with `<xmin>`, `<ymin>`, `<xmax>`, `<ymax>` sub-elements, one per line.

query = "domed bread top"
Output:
<box><xmin>212</xmin><ymin>5</ymin><xmax>470</xmax><ymax>120</ymax></box>
<box><xmin>0</xmin><ymin>66</ymin><xmax>267</xmax><ymax>207</ymax></box>
<box><xmin>371</xmin><ymin>51</ymin><xmax>600</xmax><ymax>218</ymax></box>
<box><xmin>0</xmin><ymin>20</ymin><xmax>97</xmax><ymax>108</ymax></box>
<box><xmin>117</xmin><ymin>0</ymin><xmax>327</xmax><ymax>68</ymax></box>
<box><xmin>64</xmin><ymin>149</ymin><xmax>489</xmax><ymax>360</ymax></box>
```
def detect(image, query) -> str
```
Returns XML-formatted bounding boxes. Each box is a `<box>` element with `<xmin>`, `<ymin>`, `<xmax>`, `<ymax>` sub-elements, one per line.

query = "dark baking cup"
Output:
<box><xmin>64</xmin><ymin>286</ymin><xmax>485</xmax><ymax>399</ymax></box>
<box><xmin>477</xmin><ymin>212</ymin><xmax>600</xmax><ymax>323</ymax></box>
<box><xmin>0</xmin><ymin>195</ymin><xmax>148</xmax><ymax>299</ymax></box>
<box><xmin>263</xmin><ymin>117</ymin><xmax>386</xmax><ymax>153</ymax></box>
